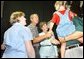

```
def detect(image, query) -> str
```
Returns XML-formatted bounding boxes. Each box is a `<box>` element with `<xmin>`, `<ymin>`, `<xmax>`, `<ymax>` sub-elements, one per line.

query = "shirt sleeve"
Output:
<box><xmin>51</xmin><ymin>13</ymin><xmax>60</xmax><ymax>25</ymax></box>
<box><xmin>20</xmin><ymin>27</ymin><xmax>33</xmax><ymax>41</ymax></box>
<box><xmin>4</xmin><ymin>31</ymin><xmax>10</xmax><ymax>45</ymax></box>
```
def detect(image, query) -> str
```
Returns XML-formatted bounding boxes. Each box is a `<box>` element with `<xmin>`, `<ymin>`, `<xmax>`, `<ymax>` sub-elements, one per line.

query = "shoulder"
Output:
<box><xmin>4</xmin><ymin>28</ymin><xmax>10</xmax><ymax>35</ymax></box>
<box><xmin>27</xmin><ymin>24</ymin><xmax>32</xmax><ymax>28</ymax></box>
<box><xmin>4</xmin><ymin>26</ymin><xmax>14</xmax><ymax>39</ymax></box>
<box><xmin>27</xmin><ymin>24</ymin><xmax>35</xmax><ymax>30</ymax></box>
<box><xmin>23</xmin><ymin>26</ymin><xmax>31</xmax><ymax>33</ymax></box>
<box><xmin>53</xmin><ymin>11</ymin><xmax>58</xmax><ymax>15</ymax></box>
<box><xmin>53</xmin><ymin>11</ymin><xmax>60</xmax><ymax>17</ymax></box>
<box><xmin>24</xmin><ymin>26</ymin><xmax>30</xmax><ymax>30</ymax></box>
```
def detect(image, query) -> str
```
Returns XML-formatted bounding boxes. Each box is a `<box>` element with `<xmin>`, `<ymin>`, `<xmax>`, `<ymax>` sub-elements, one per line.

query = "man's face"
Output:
<box><xmin>32</xmin><ymin>15</ymin><xmax>39</xmax><ymax>25</ymax></box>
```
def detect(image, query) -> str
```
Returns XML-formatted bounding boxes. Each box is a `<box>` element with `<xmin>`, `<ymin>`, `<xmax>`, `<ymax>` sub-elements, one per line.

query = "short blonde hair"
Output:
<box><xmin>10</xmin><ymin>11</ymin><xmax>25</xmax><ymax>24</ymax></box>
<box><xmin>54</xmin><ymin>1</ymin><xmax>67</xmax><ymax>7</ymax></box>
<box><xmin>30</xmin><ymin>14</ymin><xmax>38</xmax><ymax>20</ymax></box>
<box><xmin>39</xmin><ymin>22</ymin><xmax>47</xmax><ymax>29</ymax></box>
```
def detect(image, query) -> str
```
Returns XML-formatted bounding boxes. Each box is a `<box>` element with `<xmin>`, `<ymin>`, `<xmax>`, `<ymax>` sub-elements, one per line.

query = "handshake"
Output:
<box><xmin>45</xmin><ymin>30</ymin><xmax>66</xmax><ymax>44</ymax></box>
<box><xmin>45</xmin><ymin>30</ymin><xmax>54</xmax><ymax>38</ymax></box>
<box><xmin>45</xmin><ymin>30</ymin><xmax>60</xmax><ymax>45</ymax></box>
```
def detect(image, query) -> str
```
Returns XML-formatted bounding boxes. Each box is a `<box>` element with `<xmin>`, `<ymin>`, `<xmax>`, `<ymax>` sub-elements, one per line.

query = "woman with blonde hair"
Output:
<box><xmin>2</xmin><ymin>11</ymin><xmax>35</xmax><ymax>58</ymax></box>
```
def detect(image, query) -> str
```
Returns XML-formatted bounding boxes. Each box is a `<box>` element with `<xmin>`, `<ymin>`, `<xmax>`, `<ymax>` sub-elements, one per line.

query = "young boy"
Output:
<box><xmin>39</xmin><ymin>21</ymin><xmax>60</xmax><ymax>58</ymax></box>
<box><xmin>49</xmin><ymin>1</ymin><xmax>83</xmax><ymax>58</ymax></box>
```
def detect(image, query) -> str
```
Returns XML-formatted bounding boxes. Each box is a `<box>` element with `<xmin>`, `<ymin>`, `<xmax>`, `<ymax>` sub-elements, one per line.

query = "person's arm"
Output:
<box><xmin>51</xmin><ymin>39</ymin><xmax>60</xmax><ymax>45</ymax></box>
<box><xmin>69</xmin><ymin>11</ymin><xmax>77</xmax><ymax>19</ymax></box>
<box><xmin>24</xmin><ymin>40</ymin><xmax>35</xmax><ymax>58</ymax></box>
<box><xmin>49</xmin><ymin>21</ymin><xmax>54</xmax><ymax>30</ymax></box>
<box><xmin>21</xmin><ymin>27</ymin><xmax>35</xmax><ymax>58</ymax></box>
<box><xmin>50</xmin><ymin>32</ymin><xmax>60</xmax><ymax>45</ymax></box>
<box><xmin>58</xmin><ymin>31</ymin><xmax>83</xmax><ymax>43</ymax></box>
<box><xmin>33</xmin><ymin>31</ymin><xmax>52</xmax><ymax>44</ymax></box>
<box><xmin>65</xmin><ymin>31</ymin><xmax>83</xmax><ymax>41</ymax></box>
<box><xmin>49</xmin><ymin>13</ymin><xmax>58</xmax><ymax>30</ymax></box>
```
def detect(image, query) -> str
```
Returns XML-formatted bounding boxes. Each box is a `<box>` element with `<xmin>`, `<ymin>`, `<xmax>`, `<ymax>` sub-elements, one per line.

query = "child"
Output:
<box><xmin>39</xmin><ymin>21</ymin><xmax>60</xmax><ymax>58</ymax></box>
<box><xmin>49</xmin><ymin>1</ymin><xmax>83</xmax><ymax>58</ymax></box>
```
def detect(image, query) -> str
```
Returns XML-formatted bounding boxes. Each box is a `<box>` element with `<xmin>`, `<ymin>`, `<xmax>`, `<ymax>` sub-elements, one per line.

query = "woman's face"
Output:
<box><xmin>18</xmin><ymin>16</ymin><xmax>27</xmax><ymax>25</ymax></box>
<box><xmin>42</xmin><ymin>24</ymin><xmax>48</xmax><ymax>32</ymax></box>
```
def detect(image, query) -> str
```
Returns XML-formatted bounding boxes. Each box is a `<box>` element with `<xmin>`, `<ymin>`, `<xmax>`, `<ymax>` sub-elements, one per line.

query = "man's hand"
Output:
<box><xmin>58</xmin><ymin>37</ymin><xmax>66</xmax><ymax>43</ymax></box>
<box><xmin>45</xmin><ymin>30</ymin><xmax>52</xmax><ymax>38</ymax></box>
<box><xmin>1</xmin><ymin>44</ymin><xmax>6</xmax><ymax>50</ymax></box>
